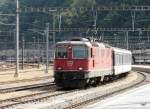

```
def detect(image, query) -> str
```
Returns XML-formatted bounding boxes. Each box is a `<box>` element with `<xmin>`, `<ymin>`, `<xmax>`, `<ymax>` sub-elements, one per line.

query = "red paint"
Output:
<box><xmin>54</xmin><ymin>43</ymin><xmax>113</xmax><ymax>72</ymax></box>
<box><xmin>55</xmin><ymin>59</ymin><xmax>89</xmax><ymax>71</ymax></box>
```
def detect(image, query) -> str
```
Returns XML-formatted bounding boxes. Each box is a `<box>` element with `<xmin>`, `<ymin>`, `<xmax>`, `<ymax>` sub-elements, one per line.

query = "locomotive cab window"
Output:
<box><xmin>55</xmin><ymin>46</ymin><xmax>67</xmax><ymax>58</ymax></box>
<box><xmin>73</xmin><ymin>45</ymin><xmax>89</xmax><ymax>59</ymax></box>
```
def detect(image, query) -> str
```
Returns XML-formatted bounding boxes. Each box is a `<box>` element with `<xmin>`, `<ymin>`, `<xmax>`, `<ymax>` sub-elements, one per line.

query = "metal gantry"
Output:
<box><xmin>26</xmin><ymin>28</ymin><xmax>150</xmax><ymax>32</ymax></box>
<box><xmin>20</xmin><ymin>5</ymin><xmax>150</xmax><ymax>13</ymax></box>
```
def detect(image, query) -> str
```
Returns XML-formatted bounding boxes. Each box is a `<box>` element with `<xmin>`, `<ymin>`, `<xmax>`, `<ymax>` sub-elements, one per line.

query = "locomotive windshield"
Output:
<box><xmin>73</xmin><ymin>45</ymin><xmax>89</xmax><ymax>59</ymax></box>
<box><xmin>55</xmin><ymin>46</ymin><xmax>67</xmax><ymax>58</ymax></box>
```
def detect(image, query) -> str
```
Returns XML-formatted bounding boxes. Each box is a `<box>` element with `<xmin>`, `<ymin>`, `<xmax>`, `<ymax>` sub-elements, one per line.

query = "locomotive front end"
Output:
<box><xmin>54</xmin><ymin>39</ymin><xmax>91</xmax><ymax>88</ymax></box>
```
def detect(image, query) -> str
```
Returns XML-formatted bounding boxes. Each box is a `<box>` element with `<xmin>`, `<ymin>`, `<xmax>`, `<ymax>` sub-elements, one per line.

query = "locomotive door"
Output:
<box><xmin>91</xmin><ymin>48</ymin><xmax>95</xmax><ymax>68</ymax></box>
<box><xmin>67</xmin><ymin>45</ymin><xmax>74</xmax><ymax>70</ymax></box>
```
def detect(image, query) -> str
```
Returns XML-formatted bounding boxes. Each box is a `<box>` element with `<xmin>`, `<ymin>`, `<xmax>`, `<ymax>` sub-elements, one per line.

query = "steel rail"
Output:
<box><xmin>64</xmin><ymin>72</ymin><xmax>146</xmax><ymax>109</ymax></box>
<box><xmin>0</xmin><ymin>88</ymin><xmax>77</xmax><ymax>109</ymax></box>
<box><xmin>0</xmin><ymin>71</ymin><xmax>146</xmax><ymax>109</ymax></box>
<box><xmin>0</xmin><ymin>81</ymin><xmax>54</xmax><ymax>93</ymax></box>
<box><xmin>0</xmin><ymin>76</ymin><xmax>52</xmax><ymax>85</ymax></box>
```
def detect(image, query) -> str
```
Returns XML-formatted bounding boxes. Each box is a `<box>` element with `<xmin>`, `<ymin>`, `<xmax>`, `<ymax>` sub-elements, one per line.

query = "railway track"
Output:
<box><xmin>26</xmin><ymin>72</ymin><xmax>149</xmax><ymax>109</ymax></box>
<box><xmin>0</xmin><ymin>71</ymin><xmax>148</xmax><ymax>109</ymax></box>
<box><xmin>0</xmin><ymin>86</ymin><xmax>57</xmax><ymax>108</ymax></box>
<box><xmin>0</xmin><ymin>76</ymin><xmax>52</xmax><ymax>85</ymax></box>
<box><xmin>0</xmin><ymin>68</ymin><xmax>52</xmax><ymax>76</ymax></box>
<box><xmin>0</xmin><ymin>87</ymin><xmax>77</xmax><ymax>109</ymax></box>
<box><xmin>66</xmin><ymin>72</ymin><xmax>147</xmax><ymax>109</ymax></box>
<box><xmin>0</xmin><ymin>81</ymin><xmax>54</xmax><ymax>93</ymax></box>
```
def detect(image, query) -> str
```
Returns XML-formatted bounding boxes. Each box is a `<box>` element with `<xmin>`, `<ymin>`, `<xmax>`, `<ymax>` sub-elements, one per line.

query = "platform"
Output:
<box><xmin>84</xmin><ymin>83</ymin><xmax>150</xmax><ymax>109</ymax></box>
<box><xmin>132</xmin><ymin>65</ymin><xmax>150</xmax><ymax>73</ymax></box>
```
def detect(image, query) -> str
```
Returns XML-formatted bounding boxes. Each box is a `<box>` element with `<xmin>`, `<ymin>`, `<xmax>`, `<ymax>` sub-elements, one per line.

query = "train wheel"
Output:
<box><xmin>89</xmin><ymin>78</ymin><xmax>95</xmax><ymax>86</ymax></box>
<box><xmin>119</xmin><ymin>72</ymin><xmax>128</xmax><ymax>78</ymax></box>
<box><xmin>109</xmin><ymin>75</ymin><xmax>115</xmax><ymax>81</ymax></box>
<box><xmin>96</xmin><ymin>77</ymin><xmax>101</xmax><ymax>85</ymax></box>
<box><xmin>104</xmin><ymin>76</ymin><xmax>110</xmax><ymax>82</ymax></box>
<box><xmin>85</xmin><ymin>79</ymin><xmax>90</xmax><ymax>87</ymax></box>
<box><xmin>88</xmin><ymin>77</ymin><xmax>101</xmax><ymax>87</ymax></box>
<box><xmin>92</xmin><ymin>78</ymin><xmax>98</xmax><ymax>87</ymax></box>
<box><xmin>101</xmin><ymin>76</ymin><xmax>111</xmax><ymax>84</ymax></box>
<box><xmin>92</xmin><ymin>77</ymin><xmax>101</xmax><ymax>86</ymax></box>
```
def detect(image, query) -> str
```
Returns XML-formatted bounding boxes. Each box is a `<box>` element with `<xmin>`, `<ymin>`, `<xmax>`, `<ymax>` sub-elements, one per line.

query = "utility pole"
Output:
<box><xmin>33</xmin><ymin>36</ymin><xmax>35</xmax><ymax>56</ymax></box>
<box><xmin>114</xmin><ymin>33</ymin><xmax>117</xmax><ymax>47</ymax></box>
<box><xmin>93</xmin><ymin>10</ymin><xmax>97</xmax><ymax>40</ymax></box>
<box><xmin>45</xmin><ymin>23</ymin><xmax>49</xmax><ymax>73</ymax></box>
<box><xmin>53</xmin><ymin>13</ymin><xmax>56</xmax><ymax>46</ymax></box>
<box><xmin>21</xmin><ymin>35</ymin><xmax>24</xmax><ymax>70</ymax></box>
<box><xmin>100</xmin><ymin>32</ymin><xmax>104</xmax><ymax>41</ymax></box>
<box><xmin>126</xmin><ymin>31</ymin><xmax>129</xmax><ymax>49</ymax></box>
<box><xmin>37</xmin><ymin>35</ymin><xmax>40</xmax><ymax>68</ymax></box>
<box><xmin>138</xmin><ymin>29</ymin><xmax>142</xmax><ymax>64</ymax></box>
<box><xmin>53</xmin><ymin>13</ymin><xmax>56</xmax><ymax>61</ymax></box>
<box><xmin>14</xmin><ymin>0</ymin><xmax>19</xmax><ymax>77</ymax></box>
<box><xmin>37</xmin><ymin>36</ymin><xmax>40</xmax><ymax>57</ymax></box>
<box><xmin>58</xmin><ymin>14</ymin><xmax>62</xmax><ymax>32</ymax></box>
<box><xmin>131</xmin><ymin>11</ymin><xmax>135</xmax><ymax>31</ymax></box>
<box><xmin>48</xmin><ymin>9</ymin><xmax>56</xmax><ymax>47</ymax></box>
<box><xmin>147</xmin><ymin>31</ymin><xmax>150</xmax><ymax>44</ymax></box>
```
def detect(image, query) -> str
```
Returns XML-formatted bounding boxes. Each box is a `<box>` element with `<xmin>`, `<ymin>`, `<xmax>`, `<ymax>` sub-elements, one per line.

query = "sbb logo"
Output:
<box><xmin>67</xmin><ymin>61</ymin><xmax>73</xmax><ymax>67</ymax></box>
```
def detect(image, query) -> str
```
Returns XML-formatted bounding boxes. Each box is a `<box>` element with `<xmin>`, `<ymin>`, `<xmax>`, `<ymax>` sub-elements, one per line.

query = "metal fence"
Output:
<box><xmin>0</xmin><ymin>41</ymin><xmax>55</xmax><ymax>63</ymax></box>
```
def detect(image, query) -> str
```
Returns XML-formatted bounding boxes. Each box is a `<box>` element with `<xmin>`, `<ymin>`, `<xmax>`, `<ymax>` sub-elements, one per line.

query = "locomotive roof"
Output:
<box><xmin>56</xmin><ymin>40</ymin><xmax>108</xmax><ymax>48</ymax></box>
<box><xmin>91</xmin><ymin>42</ymin><xmax>106</xmax><ymax>48</ymax></box>
<box><xmin>56</xmin><ymin>37</ymin><xmax>108</xmax><ymax>48</ymax></box>
<box><xmin>56</xmin><ymin>41</ymin><xmax>92</xmax><ymax>47</ymax></box>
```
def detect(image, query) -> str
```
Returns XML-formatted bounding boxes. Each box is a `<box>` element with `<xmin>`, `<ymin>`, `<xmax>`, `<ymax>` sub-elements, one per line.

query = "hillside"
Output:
<box><xmin>0</xmin><ymin>0</ymin><xmax>150</xmax><ymax>43</ymax></box>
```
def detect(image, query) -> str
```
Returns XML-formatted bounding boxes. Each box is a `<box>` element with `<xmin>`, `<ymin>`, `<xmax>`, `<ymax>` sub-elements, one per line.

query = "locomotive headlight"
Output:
<box><xmin>78</xmin><ymin>67</ymin><xmax>83</xmax><ymax>70</ymax></box>
<box><xmin>57</xmin><ymin>67</ymin><xmax>62</xmax><ymax>70</ymax></box>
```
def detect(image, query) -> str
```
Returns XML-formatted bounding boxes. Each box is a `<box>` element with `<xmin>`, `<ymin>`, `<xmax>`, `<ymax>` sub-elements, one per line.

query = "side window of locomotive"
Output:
<box><xmin>91</xmin><ymin>48</ymin><xmax>93</xmax><ymax>58</ymax></box>
<box><xmin>73</xmin><ymin>45</ymin><xmax>89</xmax><ymax>58</ymax></box>
<box><xmin>56</xmin><ymin>46</ymin><xmax>67</xmax><ymax>58</ymax></box>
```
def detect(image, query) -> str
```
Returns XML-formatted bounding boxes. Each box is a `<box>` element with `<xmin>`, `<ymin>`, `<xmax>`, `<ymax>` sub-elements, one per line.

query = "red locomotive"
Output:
<box><xmin>54</xmin><ymin>37</ymin><xmax>132</xmax><ymax>88</ymax></box>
